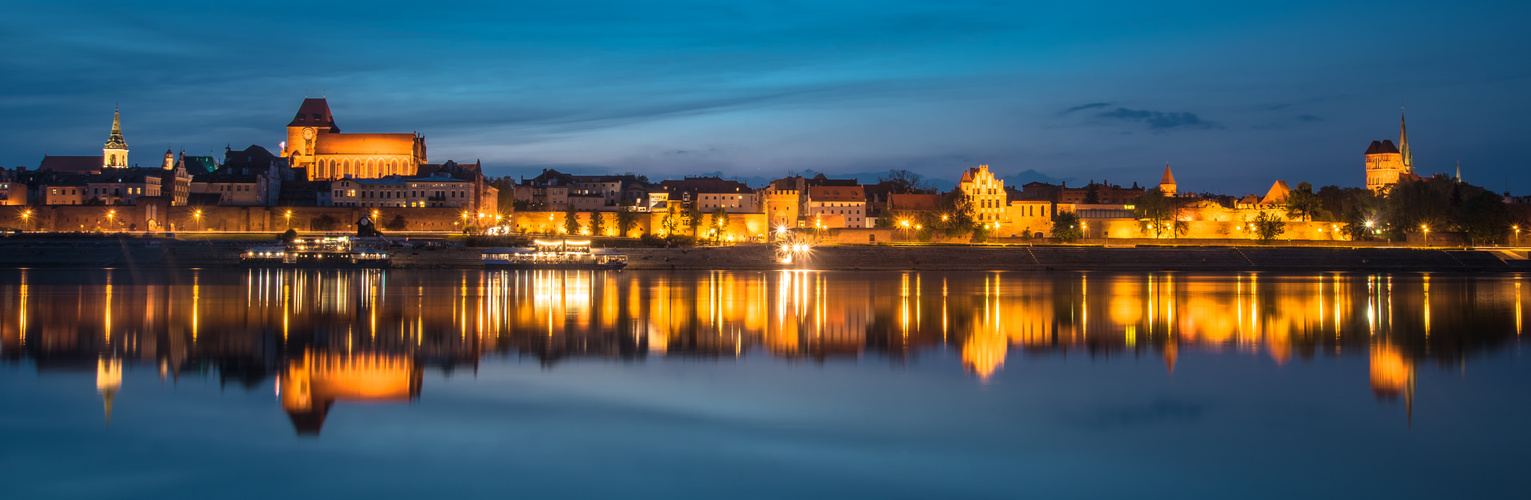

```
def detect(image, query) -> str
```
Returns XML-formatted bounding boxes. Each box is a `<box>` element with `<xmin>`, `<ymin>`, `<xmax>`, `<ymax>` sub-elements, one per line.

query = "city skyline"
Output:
<box><xmin>3</xmin><ymin>1</ymin><xmax>1528</xmax><ymax>194</ymax></box>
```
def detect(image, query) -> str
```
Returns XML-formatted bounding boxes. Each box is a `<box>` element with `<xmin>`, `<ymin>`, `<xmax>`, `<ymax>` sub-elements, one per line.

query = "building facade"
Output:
<box><xmin>806</xmin><ymin>185</ymin><xmax>866</xmax><ymax>228</ymax></box>
<box><xmin>957</xmin><ymin>165</ymin><xmax>1006</xmax><ymax>224</ymax></box>
<box><xmin>281</xmin><ymin>98</ymin><xmax>427</xmax><ymax>181</ymax></box>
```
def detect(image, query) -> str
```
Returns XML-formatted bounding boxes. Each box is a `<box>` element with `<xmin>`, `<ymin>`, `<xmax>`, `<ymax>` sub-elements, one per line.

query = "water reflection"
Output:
<box><xmin>0</xmin><ymin>269</ymin><xmax>1523</xmax><ymax>435</ymax></box>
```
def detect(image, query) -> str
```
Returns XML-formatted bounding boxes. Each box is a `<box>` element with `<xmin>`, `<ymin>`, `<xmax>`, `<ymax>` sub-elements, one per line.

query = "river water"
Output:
<box><xmin>1</xmin><ymin>268</ymin><xmax>1527</xmax><ymax>498</ymax></box>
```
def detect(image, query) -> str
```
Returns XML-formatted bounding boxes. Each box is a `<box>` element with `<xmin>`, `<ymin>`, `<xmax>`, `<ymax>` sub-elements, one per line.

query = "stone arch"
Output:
<box><xmin>342</xmin><ymin>159</ymin><xmax>352</xmax><ymax>178</ymax></box>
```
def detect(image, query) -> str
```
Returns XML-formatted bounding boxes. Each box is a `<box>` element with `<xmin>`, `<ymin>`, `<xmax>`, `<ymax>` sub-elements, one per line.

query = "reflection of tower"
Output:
<box><xmin>280</xmin><ymin>351</ymin><xmax>421</xmax><ymax>436</ymax></box>
<box><xmin>1369</xmin><ymin>345</ymin><xmax>1415</xmax><ymax>423</ymax></box>
<box><xmin>96</xmin><ymin>357</ymin><xmax>122</xmax><ymax>424</ymax></box>
<box><xmin>961</xmin><ymin>329</ymin><xmax>1006</xmax><ymax>381</ymax></box>
<box><xmin>1163</xmin><ymin>341</ymin><xmax>1178</xmax><ymax>376</ymax></box>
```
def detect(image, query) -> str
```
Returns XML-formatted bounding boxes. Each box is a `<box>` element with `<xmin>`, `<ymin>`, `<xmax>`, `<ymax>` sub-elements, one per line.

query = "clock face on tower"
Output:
<box><xmin>302</xmin><ymin>127</ymin><xmax>315</xmax><ymax>140</ymax></box>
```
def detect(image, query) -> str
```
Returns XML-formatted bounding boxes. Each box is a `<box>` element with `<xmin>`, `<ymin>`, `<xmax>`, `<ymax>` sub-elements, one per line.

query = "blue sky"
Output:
<box><xmin>1</xmin><ymin>1</ymin><xmax>1527</xmax><ymax>193</ymax></box>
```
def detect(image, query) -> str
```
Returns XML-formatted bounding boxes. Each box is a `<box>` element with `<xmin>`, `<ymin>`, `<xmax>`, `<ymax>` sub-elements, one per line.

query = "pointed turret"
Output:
<box><xmin>103</xmin><ymin>107</ymin><xmax>129</xmax><ymax>169</ymax></box>
<box><xmin>1158</xmin><ymin>163</ymin><xmax>1178</xmax><ymax>196</ymax></box>
<box><xmin>1399</xmin><ymin>111</ymin><xmax>1413</xmax><ymax>173</ymax></box>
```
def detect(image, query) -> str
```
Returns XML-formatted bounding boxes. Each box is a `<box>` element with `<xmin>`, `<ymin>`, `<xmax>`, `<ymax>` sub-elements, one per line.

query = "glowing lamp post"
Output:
<box><xmin>106</xmin><ymin>209</ymin><xmax>115</xmax><ymax>229</ymax></box>
<box><xmin>284</xmin><ymin>210</ymin><xmax>293</xmax><ymax>229</ymax></box>
<box><xmin>1515</xmin><ymin>225</ymin><xmax>1521</xmax><ymax>247</ymax></box>
<box><xmin>20</xmin><ymin>209</ymin><xmax>32</xmax><ymax>232</ymax></box>
<box><xmin>193</xmin><ymin>209</ymin><xmax>203</xmax><ymax>231</ymax></box>
<box><xmin>1420</xmin><ymin>224</ymin><xmax>1429</xmax><ymax>247</ymax></box>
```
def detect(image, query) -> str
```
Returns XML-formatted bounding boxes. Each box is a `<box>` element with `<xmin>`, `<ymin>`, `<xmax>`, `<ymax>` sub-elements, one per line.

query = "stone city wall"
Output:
<box><xmin>0</xmin><ymin>205</ymin><xmax>479</xmax><ymax>233</ymax></box>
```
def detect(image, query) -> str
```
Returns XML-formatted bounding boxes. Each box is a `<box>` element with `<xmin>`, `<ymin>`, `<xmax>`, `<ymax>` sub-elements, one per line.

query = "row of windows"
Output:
<box><xmin>316</xmin><ymin>158</ymin><xmax>408</xmax><ymax>179</ymax></box>
<box><xmin>219</xmin><ymin>185</ymin><xmax>253</xmax><ymax>192</ymax></box>
<box><xmin>335</xmin><ymin>201</ymin><xmax>464</xmax><ymax>208</ymax></box>
<box><xmin>336</xmin><ymin>190</ymin><xmax>467</xmax><ymax>199</ymax></box>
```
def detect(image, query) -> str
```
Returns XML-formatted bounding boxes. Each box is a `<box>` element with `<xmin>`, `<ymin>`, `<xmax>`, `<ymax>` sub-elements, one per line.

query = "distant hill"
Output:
<box><xmin>483</xmin><ymin>165</ymin><xmax>1078</xmax><ymax>191</ymax></box>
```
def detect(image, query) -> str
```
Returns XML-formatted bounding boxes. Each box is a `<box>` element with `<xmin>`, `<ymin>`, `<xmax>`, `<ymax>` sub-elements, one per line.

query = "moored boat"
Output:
<box><xmin>241</xmin><ymin>236</ymin><xmax>390</xmax><ymax>268</ymax></box>
<box><xmin>482</xmin><ymin>239</ymin><xmax>626</xmax><ymax>269</ymax></box>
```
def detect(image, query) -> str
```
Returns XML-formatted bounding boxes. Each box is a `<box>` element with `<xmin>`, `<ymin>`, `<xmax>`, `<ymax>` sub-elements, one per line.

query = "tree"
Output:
<box><xmin>312</xmin><ymin>215</ymin><xmax>338</xmax><ymax>231</ymax></box>
<box><xmin>1083</xmin><ymin>184</ymin><xmax>1101</xmax><ymax>204</ymax></box>
<box><xmin>684</xmin><ymin>204</ymin><xmax>704</xmax><ymax>236</ymax></box>
<box><xmin>385</xmin><ymin>215</ymin><xmax>408</xmax><ymax>231</ymax></box>
<box><xmin>616</xmin><ymin>206</ymin><xmax>639</xmax><ymax>237</ymax></box>
<box><xmin>1052</xmin><ymin>211</ymin><xmax>1083</xmax><ymax>242</ymax></box>
<box><xmin>710</xmin><ymin>207</ymin><xmax>730</xmax><ymax>243</ymax></box>
<box><xmin>1133</xmin><ymin>189</ymin><xmax>1185</xmax><ymax>238</ymax></box>
<box><xmin>1284</xmin><ymin>181</ymin><xmax>1328</xmax><ymax>222</ymax></box>
<box><xmin>1252</xmin><ymin>211</ymin><xmax>1286</xmax><ymax>243</ymax></box>
<box><xmin>592</xmin><ymin>211</ymin><xmax>609</xmax><ymax>236</ymax></box>
<box><xmin>1459</xmin><ymin>190</ymin><xmax>1511</xmax><ymax>246</ymax></box>
<box><xmin>878</xmin><ymin>169</ymin><xmax>933</xmax><ymax>194</ymax></box>
<box><xmin>660</xmin><ymin>203</ymin><xmax>682</xmax><ymax>236</ymax></box>
<box><xmin>934</xmin><ymin>189</ymin><xmax>980</xmax><ymax>239</ymax></box>
<box><xmin>488</xmin><ymin>176</ymin><xmax>518</xmax><ymax>216</ymax></box>
<box><xmin>563</xmin><ymin>205</ymin><xmax>579</xmax><ymax>234</ymax></box>
<box><xmin>1338</xmin><ymin>189</ymin><xmax>1384</xmax><ymax>241</ymax></box>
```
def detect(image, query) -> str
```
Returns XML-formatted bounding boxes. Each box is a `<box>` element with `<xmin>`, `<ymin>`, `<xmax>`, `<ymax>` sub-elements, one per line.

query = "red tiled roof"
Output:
<box><xmin>809</xmin><ymin>185</ymin><xmax>864</xmax><ymax>202</ymax></box>
<box><xmin>1365</xmin><ymin>140</ymin><xmax>1400</xmax><ymax>155</ymax></box>
<box><xmin>40</xmin><ymin>155</ymin><xmax>102</xmax><ymax>174</ymax></box>
<box><xmin>288</xmin><ymin>98</ymin><xmax>339</xmax><ymax>131</ymax></box>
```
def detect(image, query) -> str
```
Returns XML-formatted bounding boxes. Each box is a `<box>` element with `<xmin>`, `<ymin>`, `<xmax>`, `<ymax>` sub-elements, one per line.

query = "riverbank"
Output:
<box><xmin>0</xmin><ymin>236</ymin><xmax>1527</xmax><ymax>272</ymax></box>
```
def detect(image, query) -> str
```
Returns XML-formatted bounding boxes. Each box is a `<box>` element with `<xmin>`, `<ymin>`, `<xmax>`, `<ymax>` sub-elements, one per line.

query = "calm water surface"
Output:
<box><xmin>1</xmin><ymin>268</ymin><xmax>1527</xmax><ymax>498</ymax></box>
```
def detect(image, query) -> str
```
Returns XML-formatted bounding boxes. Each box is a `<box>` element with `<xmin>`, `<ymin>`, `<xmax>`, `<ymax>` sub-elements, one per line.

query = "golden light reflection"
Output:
<box><xmin>0</xmin><ymin>270</ymin><xmax>1521</xmax><ymax>433</ymax></box>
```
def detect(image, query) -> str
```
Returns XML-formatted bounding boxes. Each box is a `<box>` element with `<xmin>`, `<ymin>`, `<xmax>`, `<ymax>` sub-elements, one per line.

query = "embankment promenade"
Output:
<box><xmin>1</xmin><ymin>236</ymin><xmax>1528</xmax><ymax>272</ymax></box>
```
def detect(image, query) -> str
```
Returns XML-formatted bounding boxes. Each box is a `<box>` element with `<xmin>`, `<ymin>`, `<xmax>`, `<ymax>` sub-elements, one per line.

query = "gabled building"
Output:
<box><xmin>807</xmin><ymin>185</ymin><xmax>866</xmax><ymax>228</ymax></box>
<box><xmin>660</xmin><ymin>177</ymin><xmax>758</xmax><ymax>213</ymax></box>
<box><xmin>957</xmin><ymin>165</ymin><xmax>1007</xmax><ymax>224</ymax></box>
<box><xmin>281</xmin><ymin>98</ymin><xmax>427</xmax><ymax>181</ymax></box>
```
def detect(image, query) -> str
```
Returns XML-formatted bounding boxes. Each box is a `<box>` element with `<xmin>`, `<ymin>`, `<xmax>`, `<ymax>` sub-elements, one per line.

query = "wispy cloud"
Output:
<box><xmin>1097</xmin><ymin>107</ymin><xmax>1221</xmax><ymax>130</ymax></box>
<box><xmin>1060</xmin><ymin>102</ymin><xmax>1112</xmax><ymax>115</ymax></box>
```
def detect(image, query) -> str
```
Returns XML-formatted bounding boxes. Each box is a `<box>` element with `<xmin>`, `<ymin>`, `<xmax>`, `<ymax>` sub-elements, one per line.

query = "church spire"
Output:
<box><xmin>103</xmin><ymin>107</ymin><xmax>129</xmax><ymax>168</ymax></box>
<box><xmin>1399</xmin><ymin>110</ymin><xmax>1413</xmax><ymax>173</ymax></box>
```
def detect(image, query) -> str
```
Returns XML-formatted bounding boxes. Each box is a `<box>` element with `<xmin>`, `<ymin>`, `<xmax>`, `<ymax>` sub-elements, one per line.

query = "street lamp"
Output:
<box><xmin>1421</xmin><ymin>224</ymin><xmax>1429</xmax><ymax>246</ymax></box>
<box><xmin>1515</xmin><ymin>225</ymin><xmax>1521</xmax><ymax>247</ymax></box>
<box><xmin>284</xmin><ymin>210</ymin><xmax>293</xmax><ymax>228</ymax></box>
<box><xmin>20</xmin><ymin>209</ymin><xmax>31</xmax><ymax>232</ymax></box>
<box><xmin>193</xmin><ymin>209</ymin><xmax>203</xmax><ymax>231</ymax></box>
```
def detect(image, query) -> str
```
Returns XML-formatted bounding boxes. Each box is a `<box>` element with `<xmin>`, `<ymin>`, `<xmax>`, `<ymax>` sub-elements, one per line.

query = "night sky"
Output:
<box><xmin>2</xmin><ymin>0</ymin><xmax>1527</xmax><ymax>194</ymax></box>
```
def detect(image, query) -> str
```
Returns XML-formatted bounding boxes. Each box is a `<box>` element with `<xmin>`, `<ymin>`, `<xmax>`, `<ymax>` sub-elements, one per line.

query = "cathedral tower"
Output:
<box><xmin>103</xmin><ymin>107</ymin><xmax>129</xmax><ymax>169</ymax></box>
<box><xmin>1158</xmin><ymin>164</ymin><xmax>1177</xmax><ymax>196</ymax></box>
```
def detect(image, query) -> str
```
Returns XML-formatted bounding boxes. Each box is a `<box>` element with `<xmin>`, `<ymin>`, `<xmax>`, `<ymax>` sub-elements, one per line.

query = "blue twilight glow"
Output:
<box><xmin>1</xmin><ymin>1</ymin><xmax>1528</xmax><ymax>193</ymax></box>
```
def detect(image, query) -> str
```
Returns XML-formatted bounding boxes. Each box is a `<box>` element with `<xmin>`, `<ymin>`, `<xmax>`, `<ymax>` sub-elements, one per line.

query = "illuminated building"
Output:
<box><xmin>1364</xmin><ymin>112</ymin><xmax>1416</xmax><ymax>194</ymax></box>
<box><xmin>282</xmin><ymin>98</ymin><xmax>427</xmax><ymax>181</ymax></box>
<box><xmin>957</xmin><ymin>165</ymin><xmax>1006</xmax><ymax>224</ymax></box>
<box><xmin>35</xmin><ymin>107</ymin><xmax>132</xmax><ymax>175</ymax></box>
<box><xmin>1158</xmin><ymin>164</ymin><xmax>1177</xmax><ymax>196</ymax></box>
<box><xmin>103</xmin><ymin>108</ymin><xmax>129</xmax><ymax>169</ymax></box>
<box><xmin>806</xmin><ymin>185</ymin><xmax>866</xmax><ymax>228</ymax></box>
